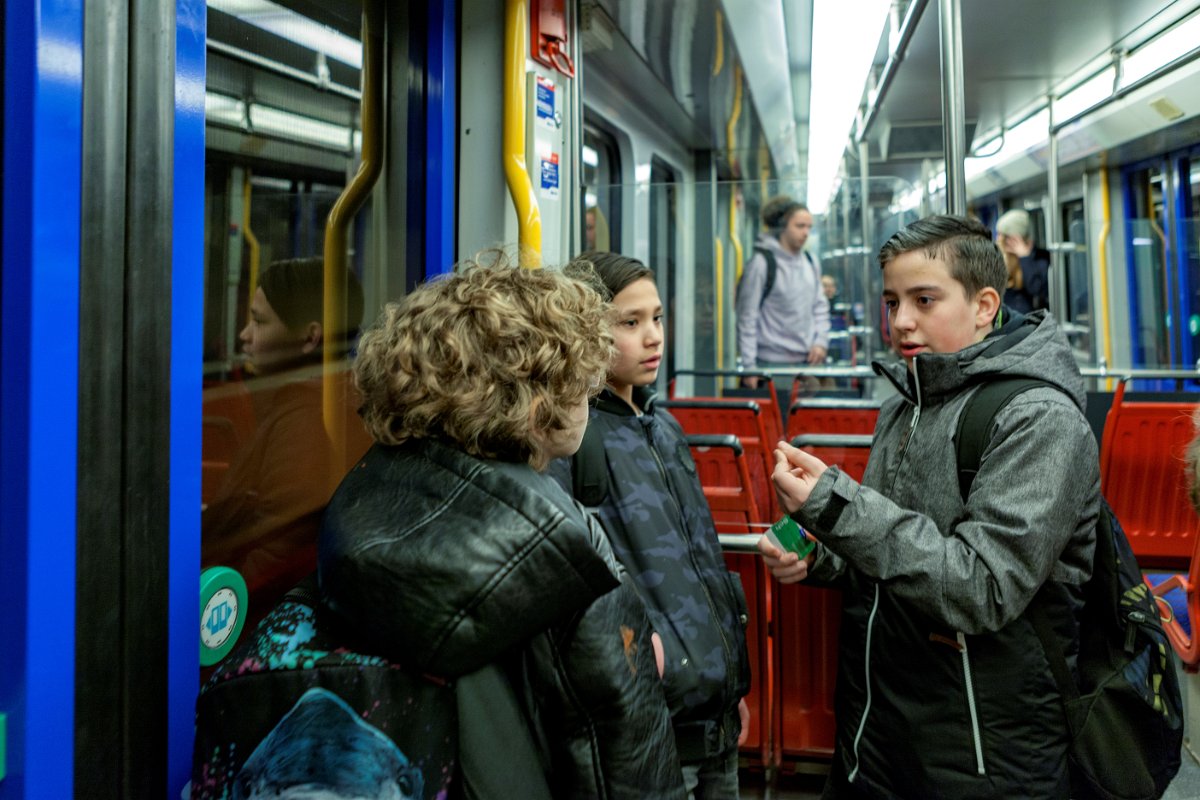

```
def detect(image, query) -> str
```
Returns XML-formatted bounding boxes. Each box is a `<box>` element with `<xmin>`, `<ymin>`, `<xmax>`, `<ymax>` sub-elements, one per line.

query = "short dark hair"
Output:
<box><xmin>761</xmin><ymin>195</ymin><xmax>809</xmax><ymax>232</ymax></box>
<box><xmin>259</xmin><ymin>257</ymin><xmax>365</xmax><ymax>342</ymax></box>
<box><xmin>571</xmin><ymin>250</ymin><xmax>654</xmax><ymax>300</ymax></box>
<box><xmin>877</xmin><ymin>214</ymin><xmax>1006</xmax><ymax>298</ymax></box>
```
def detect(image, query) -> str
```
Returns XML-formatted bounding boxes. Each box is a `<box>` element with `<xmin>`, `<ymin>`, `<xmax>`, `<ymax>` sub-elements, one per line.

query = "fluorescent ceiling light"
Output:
<box><xmin>806</xmin><ymin>0</ymin><xmax>891</xmax><ymax>215</ymax></box>
<box><xmin>209</xmin><ymin>0</ymin><xmax>362</xmax><ymax>69</ymax></box>
<box><xmin>965</xmin><ymin>108</ymin><xmax>1050</xmax><ymax>179</ymax></box>
<box><xmin>251</xmin><ymin>104</ymin><xmax>354</xmax><ymax>150</ymax></box>
<box><xmin>1054</xmin><ymin>67</ymin><xmax>1115</xmax><ymax>124</ymax></box>
<box><xmin>1122</xmin><ymin>12</ymin><xmax>1200</xmax><ymax>88</ymax></box>
<box><xmin>206</xmin><ymin>91</ymin><xmax>356</xmax><ymax>152</ymax></box>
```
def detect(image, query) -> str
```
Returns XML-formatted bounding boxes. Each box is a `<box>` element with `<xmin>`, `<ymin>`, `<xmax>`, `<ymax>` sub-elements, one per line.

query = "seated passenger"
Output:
<box><xmin>554</xmin><ymin>251</ymin><xmax>750</xmax><ymax>799</ymax></box>
<box><xmin>202</xmin><ymin>257</ymin><xmax>363</xmax><ymax>620</ymax></box>
<box><xmin>995</xmin><ymin>209</ymin><xmax>1050</xmax><ymax>314</ymax></box>
<box><xmin>318</xmin><ymin>258</ymin><xmax>686</xmax><ymax>799</ymax></box>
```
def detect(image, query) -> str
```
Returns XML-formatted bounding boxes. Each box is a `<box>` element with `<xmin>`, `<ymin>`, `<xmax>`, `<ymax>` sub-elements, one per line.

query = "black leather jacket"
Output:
<box><xmin>319</xmin><ymin>439</ymin><xmax>686</xmax><ymax>799</ymax></box>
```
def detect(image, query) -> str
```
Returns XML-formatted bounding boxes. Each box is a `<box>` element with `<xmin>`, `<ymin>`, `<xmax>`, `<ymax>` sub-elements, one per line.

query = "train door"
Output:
<box><xmin>649</xmin><ymin>158</ymin><xmax>678</xmax><ymax>389</ymax></box>
<box><xmin>1061</xmin><ymin>197</ymin><xmax>1094</xmax><ymax>359</ymax></box>
<box><xmin>1122</xmin><ymin>153</ymin><xmax>1200</xmax><ymax>378</ymax></box>
<box><xmin>583</xmin><ymin>123</ymin><xmax>622</xmax><ymax>252</ymax></box>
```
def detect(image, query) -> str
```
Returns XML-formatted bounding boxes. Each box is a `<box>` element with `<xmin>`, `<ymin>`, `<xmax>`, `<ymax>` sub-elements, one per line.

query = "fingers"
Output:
<box><xmin>777</xmin><ymin>441</ymin><xmax>826</xmax><ymax>472</ymax></box>
<box><xmin>651</xmin><ymin>631</ymin><xmax>664</xmax><ymax>678</ymax></box>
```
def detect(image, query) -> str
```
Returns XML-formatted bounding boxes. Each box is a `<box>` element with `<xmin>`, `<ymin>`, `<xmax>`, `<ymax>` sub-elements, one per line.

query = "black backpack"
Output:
<box><xmin>956</xmin><ymin>378</ymin><xmax>1183</xmax><ymax>800</ymax></box>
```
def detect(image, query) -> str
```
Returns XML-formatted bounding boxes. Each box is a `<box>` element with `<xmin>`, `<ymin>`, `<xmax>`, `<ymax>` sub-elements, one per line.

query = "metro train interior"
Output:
<box><xmin>5</xmin><ymin>0</ymin><xmax>1200</xmax><ymax>796</ymax></box>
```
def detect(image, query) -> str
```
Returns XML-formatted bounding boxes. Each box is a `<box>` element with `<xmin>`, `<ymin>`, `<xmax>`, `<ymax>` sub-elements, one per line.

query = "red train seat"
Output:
<box><xmin>1100</xmin><ymin>382</ymin><xmax>1199</xmax><ymax>568</ymax></box>
<box><xmin>660</xmin><ymin>398</ymin><xmax>779</xmax><ymax>520</ymax></box>
<box><xmin>787</xmin><ymin>397</ymin><xmax>881</xmax><ymax>441</ymax></box>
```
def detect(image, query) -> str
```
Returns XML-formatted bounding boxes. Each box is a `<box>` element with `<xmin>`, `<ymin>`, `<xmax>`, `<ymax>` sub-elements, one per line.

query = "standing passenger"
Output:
<box><xmin>555</xmin><ymin>251</ymin><xmax>750</xmax><ymax>800</ymax></box>
<box><xmin>736</xmin><ymin>195</ymin><xmax>831</xmax><ymax>389</ymax></box>
<box><xmin>995</xmin><ymin>208</ymin><xmax>1050</xmax><ymax>313</ymax></box>
<box><xmin>759</xmin><ymin>215</ymin><xmax>1100</xmax><ymax>798</ymax></box>
<box><xmin>319</xmin><ymin>260</ymin><xmax>686</xmax><ymax>799</ymax></box>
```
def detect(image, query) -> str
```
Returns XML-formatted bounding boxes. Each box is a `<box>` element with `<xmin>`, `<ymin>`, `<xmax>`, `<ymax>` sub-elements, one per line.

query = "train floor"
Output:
<box><xmin>735</xmin><ymin>748</ymin><xmax>1200</xmax><ymax>798</ymax></box>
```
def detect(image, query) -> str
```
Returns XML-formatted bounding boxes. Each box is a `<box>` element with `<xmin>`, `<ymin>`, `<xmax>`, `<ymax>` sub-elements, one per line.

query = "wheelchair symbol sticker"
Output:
<box><xmin>201</xmin><ymin>587</ymin><xmax>240</xmax><ymax>650</ymax></box>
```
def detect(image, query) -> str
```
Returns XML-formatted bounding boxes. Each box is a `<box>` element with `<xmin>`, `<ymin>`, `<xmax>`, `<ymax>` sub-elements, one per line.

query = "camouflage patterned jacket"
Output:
<box><xmin>550</xmin><ymin>386</ymin><xmax>751</xmax><ymax>761</ymax></box>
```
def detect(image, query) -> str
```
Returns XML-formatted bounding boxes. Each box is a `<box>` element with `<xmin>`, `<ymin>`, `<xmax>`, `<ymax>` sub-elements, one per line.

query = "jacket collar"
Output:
<box><xmin>594</xmin><ymin>384</ymin><xmax>657</xmax><ymax>416</ymax></box>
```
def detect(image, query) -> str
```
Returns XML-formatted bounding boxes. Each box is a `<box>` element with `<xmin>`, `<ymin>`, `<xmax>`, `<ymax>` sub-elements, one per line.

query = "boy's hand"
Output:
<box><xmin>772</xmin><ymin>441</ymin><xmax>828</xmax><ymax>514</ymax></box>
<box><xmin>757</xmin><ymin>532</ymin><xmax>816</xmax><ymax>583</ymax></box>
<box><xmin>807</xmin><ymin>345</ymin><xmax>827</xmax><ymax>365</ymax></box>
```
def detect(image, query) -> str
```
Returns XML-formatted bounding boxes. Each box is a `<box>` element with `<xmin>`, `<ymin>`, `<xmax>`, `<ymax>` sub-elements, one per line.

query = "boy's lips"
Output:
<box><xmin>899</xmin><ymin>342</ymin><xmax>925</xmax><ymax>358</ymax></box>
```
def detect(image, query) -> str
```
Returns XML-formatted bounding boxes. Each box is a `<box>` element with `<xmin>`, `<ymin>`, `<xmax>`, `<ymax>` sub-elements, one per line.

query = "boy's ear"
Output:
<box><xmin>300</xmin><ymin>321</ymin><xmax>324</xmax><ymax>354</ymax></box>
<box><xmin>975</xmin><ymin>287</ymin><xmax>1001</xmax><ymax>332</ymax></box>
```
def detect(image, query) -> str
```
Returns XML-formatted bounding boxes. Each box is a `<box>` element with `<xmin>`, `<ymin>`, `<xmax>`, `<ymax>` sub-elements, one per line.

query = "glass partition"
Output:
<box><xmin>201</xmin><ymin>0</ymin><xmax>390</xmax><ymax>639</ymax></box>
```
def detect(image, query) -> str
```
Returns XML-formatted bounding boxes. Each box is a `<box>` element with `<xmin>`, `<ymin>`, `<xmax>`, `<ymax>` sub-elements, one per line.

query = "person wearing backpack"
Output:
<box><xmin>551</xmin><ymin>251</ymin><xmax>751</xmax><ymax>799</ymax></box>
<box><xmin>318</xmin><ymin>259</ymin><xmax>686</xmax><ymax>799</ymax></box>
<box><xmin>759</xmin><ymin>215</ymin><xmax>1104</xmax><ymax>798</ymax></box>
<box><xmin>735</xmin><ymin>195</ymin><xmax>830</xmax><ymax>389</ymax></box>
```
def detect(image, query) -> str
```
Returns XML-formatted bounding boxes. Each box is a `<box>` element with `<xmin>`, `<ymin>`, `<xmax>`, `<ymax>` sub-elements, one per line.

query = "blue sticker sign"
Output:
<box><xmin>540</xmin><ymin>153</ymin><xmax>560</xmax><ymax>198</ymax></box>
<box><xmin>535</xmin><ymin>75</ymin><xmax>556</xmax><ymax>129</ymax></box>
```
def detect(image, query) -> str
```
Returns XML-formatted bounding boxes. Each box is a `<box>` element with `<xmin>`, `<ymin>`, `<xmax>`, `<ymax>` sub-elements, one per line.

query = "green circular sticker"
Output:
<box><xmin>199</xmin><ymin>567</ymin><xmax>248</xmax><ymax>666</ymax></box>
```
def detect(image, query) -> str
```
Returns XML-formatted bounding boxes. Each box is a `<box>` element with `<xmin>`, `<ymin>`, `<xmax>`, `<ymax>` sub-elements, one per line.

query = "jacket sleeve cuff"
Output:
<box><xmin>795</xmin><ymin>466</ymin><xmax>858</xmax><ymax>535</ymax></box>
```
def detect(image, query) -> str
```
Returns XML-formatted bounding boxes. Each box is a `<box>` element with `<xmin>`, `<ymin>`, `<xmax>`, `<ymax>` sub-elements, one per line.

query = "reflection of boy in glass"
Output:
<box><xmin>203</xmin><ymin>257</ymin><xmax>364</xmax><ymax>617</ymax></box>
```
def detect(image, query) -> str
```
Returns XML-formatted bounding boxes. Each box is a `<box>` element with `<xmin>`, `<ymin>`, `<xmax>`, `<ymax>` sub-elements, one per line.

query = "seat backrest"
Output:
<box><xmin>686</xmin><ymin>434</ymin><xmax>763</xmax><ymax>533</ymax></box>
<box><xmin>787</xmin><ymin>398</ymin><xmax>881</xmax><ymax>440</ymax></box>
<box><xmin>1100</xmin><ymin>387</ymin><xmax>1200</xmax><ymax>568</ymax></box>
<box><xmin>790</xmin><ymin>433</ymin><xmax>873</xmax><ymax>483</ymax></box>
<box><xmin>662</xmin><ymin>399</ymin><xmax>777</xmax><ymax>518</ymax></box>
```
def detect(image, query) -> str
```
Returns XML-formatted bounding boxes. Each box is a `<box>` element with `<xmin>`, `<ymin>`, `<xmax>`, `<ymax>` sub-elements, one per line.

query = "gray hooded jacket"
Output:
<box><xmin>736</xmin><ymin>232</ymin><xmax>830</xmax><ymax>364</ymax></box>
<box><xmin>797</xmin><ymin>310</ymin><xmax>1100</xmax><ymax>799</ymax></box>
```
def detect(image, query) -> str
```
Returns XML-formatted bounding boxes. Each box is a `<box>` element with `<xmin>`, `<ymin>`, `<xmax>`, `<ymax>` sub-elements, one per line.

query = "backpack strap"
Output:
<box><xmin>955</xmin><ymin>377</ymin><xmax>1047</xmax><ymax>502</ymax></box>
<box><xmin>752</xmin><ymin>247</ymin><xmax>778</xmax><ymax>309</ymax></box>
<box><xmin>571</xmin><ymin>422</ymin><xmax>608</xmax><ymax>512</ymax></box>
<box><xmin>954</xmin><ymin>377</ymin><xmax>1083</xmax><ymax>704</ymax></box>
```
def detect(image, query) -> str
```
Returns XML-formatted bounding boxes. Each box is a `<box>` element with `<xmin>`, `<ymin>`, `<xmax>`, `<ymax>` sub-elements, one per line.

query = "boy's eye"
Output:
<box><xmin>653</xmin><ymin>314</ymin><xmax>664</xmax><ymax>324</ymax></box>
<box><xmin>883</xmin><ymin>299</ymin><xmax>898</xmax><ymax>311</ymax></box>
<box><xmin>917</xmin><ymin>295</ymin><xmax>935</xmax><ymax>306</ymax></box>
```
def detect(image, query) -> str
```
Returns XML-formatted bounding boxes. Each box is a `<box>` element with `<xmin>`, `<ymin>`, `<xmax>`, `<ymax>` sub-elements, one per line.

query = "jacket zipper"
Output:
<box><xmin>849</xmin><ymin>367</ymin><xmax>922</xmax><ymax>782</ymax></box>
<box><xmin>642</xmin><ymin>421</ymin><xmax>736</xmax><ymax>732</ymax></box>
<box><xmin>956</xmin><ymin>632</ymin><xmax>987</xmax><ymax>775</ymax></box>
<box><xmin>847</xmin><ymin>584</ymin><xmax>881</xmax><ymax>784</ymax></box>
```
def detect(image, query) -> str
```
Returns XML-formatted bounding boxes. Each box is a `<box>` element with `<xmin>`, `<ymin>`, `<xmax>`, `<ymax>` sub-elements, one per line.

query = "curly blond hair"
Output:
<box><xmin>354</xmin><ymin>259</ymin><xmax>614</xmax><ymax>469</ymax></box>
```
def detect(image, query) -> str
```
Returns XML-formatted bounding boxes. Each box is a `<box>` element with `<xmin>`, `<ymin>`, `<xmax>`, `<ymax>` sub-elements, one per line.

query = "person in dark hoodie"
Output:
<box><xmin>319</xmin><ymin>258</ymin><xmax>685</xmax><ymax>799</ymax></box>
<box><xmin>553</xmin><ymin>251</ymin><xmax>750</xmax><ymax>799</ymax></box>
<box><xmin>759</xmin><ymin>215</ymin><xmax>1100</xmax><ymax>799</ymax></box>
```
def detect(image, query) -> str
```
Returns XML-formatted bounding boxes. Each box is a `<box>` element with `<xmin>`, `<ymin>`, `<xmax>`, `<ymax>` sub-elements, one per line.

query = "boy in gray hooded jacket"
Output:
<box><xmin>759</xmin><ymin>215</ymin><xmax>1100</xmax><ymax>799</ymax></box>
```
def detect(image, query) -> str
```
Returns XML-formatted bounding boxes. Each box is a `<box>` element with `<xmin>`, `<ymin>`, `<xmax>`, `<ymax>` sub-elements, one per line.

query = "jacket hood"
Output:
<box><xmin>319</xmin><ymin>439</ymin><xmax>620</xmax><ymax>676</ymax></box>
<box><xmin>873</xmin><ymin>309</ymin><xmax>1086</xmax><ymax>411</ymax></box>
<box><xmin>754</xmin><ymin>231</ymin><xmax>810</xmax><ymax>267</ymax></box>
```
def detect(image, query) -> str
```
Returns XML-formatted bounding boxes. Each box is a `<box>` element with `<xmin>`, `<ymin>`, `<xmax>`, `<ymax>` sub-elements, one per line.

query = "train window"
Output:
<box><xmin>1061</xmin><ymin>199</ymin><xmax>1092</xmax><ymax>358</ymax></box>
<box><xmin>201</xmin><ymin>0</ymin><xmax>385</xmax><ymax>640</ymax></box>
<box><xmin>1123</xmin><ymin>164</ymin><xmax>1173</xmax><ymax>368</ymax></box>
<box><xmin>583</xmin><ymin>125</ymin><xmax>621</xmax><ymax>251</ymax></box>
<box><xmin>649</xmin><ymin>158</ymin><xmax>678</xmax><ymax>385</ymax></box>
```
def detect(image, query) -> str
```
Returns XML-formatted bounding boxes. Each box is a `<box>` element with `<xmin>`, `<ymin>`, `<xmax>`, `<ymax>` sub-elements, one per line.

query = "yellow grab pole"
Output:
<box><xmin>504</xmin><ymin>0</ymin><xmax>542</xmax><ymax>267</ymax></box>
<box><xmin>243</xmin><ymin>173</ymin><xmax>261</xmax><ymax>320</ymax></box>
<box><xmin>715</xmin><ymin>237</ymin><xmax>725</xmax><ymax>370</ymax></box>
<box><xmin>323</xmin><ymin>0</ymin><xmax>384</xmax><ymax>475</ymax></box>
<box><xmin>1098</xmin><ymin>157</ymin><xmax>1114</xmax><ymax>391</ymax></box>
